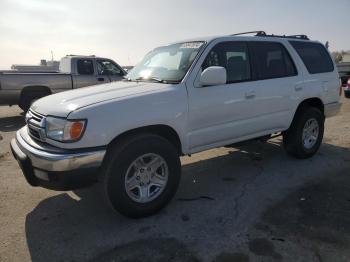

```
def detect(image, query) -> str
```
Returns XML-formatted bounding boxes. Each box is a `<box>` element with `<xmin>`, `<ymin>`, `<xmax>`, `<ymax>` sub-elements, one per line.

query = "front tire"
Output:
<box><xmin>283</xmin><ymin>106</ymin><xmax>324</xmax><ymax>159</ymax></box>
<box><xmin>101</xmin><ymin>133</ymin><xmax>181</xmax><ymax>218</ymax></box>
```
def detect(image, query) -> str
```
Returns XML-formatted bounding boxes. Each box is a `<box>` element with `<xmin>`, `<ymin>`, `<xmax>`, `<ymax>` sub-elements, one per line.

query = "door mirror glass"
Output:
<box><xmin>199</xmin><ymin>66</ymin><xmax>227</xmax><ymax>87</ymax></box>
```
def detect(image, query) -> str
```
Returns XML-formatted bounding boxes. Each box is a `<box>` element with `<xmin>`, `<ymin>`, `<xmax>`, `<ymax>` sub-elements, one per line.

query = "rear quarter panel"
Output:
<box><xmin>283</xmin><ymin>40</ymin><xmax>340</xmax><ymax>127</ymax></box>
<box><xmin>0</xmin><ymin>73</ymin><xmax>71</xmax><ymax>92</ymax></box>
<box><xmin>0</xmin><ymin>73</ymin><xmax>72</xmax><ymax>105</ymax></box>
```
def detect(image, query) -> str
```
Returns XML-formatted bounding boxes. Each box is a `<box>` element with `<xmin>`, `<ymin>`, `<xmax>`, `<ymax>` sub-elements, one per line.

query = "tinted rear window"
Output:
<box><xmin>250</xmin><ymin>42</ymin><xmax>297</xmax><ymax>80</ymax></box>
<box><xmin>289</xmin><ymin>41</ymin><xmax>334</xmax><ymax>74</ymax></box>
<box><xmin>77</xmin><ymin>59</ymin><xmax>94</xmax><ymax>75</ymax></box>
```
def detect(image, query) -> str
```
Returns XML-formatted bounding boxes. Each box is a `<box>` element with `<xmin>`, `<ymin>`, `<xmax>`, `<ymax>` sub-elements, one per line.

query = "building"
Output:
<box><xmin>342</xmin><ymin>53</ymin><xmax>350</xmax><ymax>63</ymax></box>
<box><xmin>11</xmin><ymin>59</ymin><xmax>60</xmax><ymax>72</ymax></box>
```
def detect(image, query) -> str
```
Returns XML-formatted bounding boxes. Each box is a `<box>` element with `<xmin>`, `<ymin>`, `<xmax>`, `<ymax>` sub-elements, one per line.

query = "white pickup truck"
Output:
<box><xmin>11</xmin><ymin>31</ymin><xmax>342</xmax><ymax>218</ymax></box>
<box><xmin>0</xmin><ymin>55</ymin><xmax>126</xmax><ymax>111</ymax></box>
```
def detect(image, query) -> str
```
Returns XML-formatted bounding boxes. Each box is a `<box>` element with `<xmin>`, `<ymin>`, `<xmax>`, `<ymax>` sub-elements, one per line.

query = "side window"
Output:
<box><xmin>97</xmin><ymin>60</ymin><xmax>124</xmax><ymax>76</ymax></box>
<box><xmin>289</xmin><ymin>41</ymin><xmax>334</xmax><ymax>74</ymax></box>
<box><xmin>251</xmin><ymin>42</ymin><xmax>297</xmax><ymax>79</ymax></box>
<box><xmin>202</xmin><ymin>42</ymin><xmax>251</xmax><ymax>83</ymax></box>
<box><xmin>77</xmin><ymin>59</ymin><xmax>94</xmax><ymax>75</ymax></box>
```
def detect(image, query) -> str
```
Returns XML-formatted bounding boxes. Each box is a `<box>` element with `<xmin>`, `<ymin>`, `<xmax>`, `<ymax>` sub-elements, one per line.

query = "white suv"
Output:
<box><xmin>11</xmin><ymin>31</ymin><xmax>342</xmax><ymax>217</ymax></box>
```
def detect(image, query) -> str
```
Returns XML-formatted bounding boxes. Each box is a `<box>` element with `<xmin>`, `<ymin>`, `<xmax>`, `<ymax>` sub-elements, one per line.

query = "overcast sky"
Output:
<box><xmin>0</xmin><ymin>0</ymin><xmax>349</xmax><ymax>69</ymax></box>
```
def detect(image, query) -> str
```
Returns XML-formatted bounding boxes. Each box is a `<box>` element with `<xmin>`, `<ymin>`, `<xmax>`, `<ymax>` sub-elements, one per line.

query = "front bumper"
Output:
<box><xmin>10</xmin><ymin>128</ymin><xmax>106</xmax><ymax>190</ymax></box>
<box><xmin>324</xmin><ymin>102</ymin><xmax>342</xmax><ymax>118</ymax></box>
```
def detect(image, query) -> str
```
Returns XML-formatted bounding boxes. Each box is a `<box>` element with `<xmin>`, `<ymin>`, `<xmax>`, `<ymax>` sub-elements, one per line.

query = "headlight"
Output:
<box><xmin>45</xmin><ymin>116</ymin><xmax>86</xmax><ymax>142</ymax></box>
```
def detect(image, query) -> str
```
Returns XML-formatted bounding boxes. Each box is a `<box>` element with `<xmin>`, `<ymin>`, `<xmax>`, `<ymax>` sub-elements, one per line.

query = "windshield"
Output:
<box><xmin>126</xmin><ymin>41</ymin><xmax>205</xmax><ymax>83</ymax></box>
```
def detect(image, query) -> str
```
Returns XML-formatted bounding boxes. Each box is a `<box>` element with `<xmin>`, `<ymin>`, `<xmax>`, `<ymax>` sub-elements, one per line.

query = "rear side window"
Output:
<box><xmin>251</xmin><ymin>42</ymin><xmax>297</xmax><ymax>79</ymax></box>
<box><xmin>202</xmin><ymin>41</ymin><xmax>251</xmax><ymax>83</ymax></box>
<box><xmin>289</xmin><ymin>41</ymin><xmax>334</xmax><ymax>74</ymax></box>
<box><xmin>77</xmin><ymin>59</ymin><xmax>94</xmax><ymax>75</ymax></box>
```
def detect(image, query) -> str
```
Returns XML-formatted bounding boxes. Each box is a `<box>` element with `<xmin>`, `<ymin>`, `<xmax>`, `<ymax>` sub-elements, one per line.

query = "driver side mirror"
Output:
<box><xmin>199</xmin><ymin>66</ymin><xmax>227</xmax><ymax>87</ymax></box>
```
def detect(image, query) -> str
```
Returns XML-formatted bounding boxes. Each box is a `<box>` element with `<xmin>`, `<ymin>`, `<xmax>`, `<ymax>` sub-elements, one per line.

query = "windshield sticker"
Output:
<box><xmin>180</xmin><ymin>42</ymin><xmax>203</xmax><ymax>49</ymax></box>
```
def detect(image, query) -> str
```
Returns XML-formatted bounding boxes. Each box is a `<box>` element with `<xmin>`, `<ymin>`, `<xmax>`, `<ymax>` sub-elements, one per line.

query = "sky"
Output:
<box><xmin>0</xmin><ymin>0</ymin><xmax>349</xmax><ymax>69</ymax></box>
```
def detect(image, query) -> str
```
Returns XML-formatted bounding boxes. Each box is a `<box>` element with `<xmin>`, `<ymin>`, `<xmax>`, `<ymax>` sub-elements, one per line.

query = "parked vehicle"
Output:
<box><xmin>344</xmin><ymin>77</ymin><xmax>350</xmax><ymax>98</ymax></box>
<box><xmin>337</xmin><ymin>62</ymin><xmax>350</xmax><ymax>86</ymax></box>
<box><xmin>0</xmin><ymin>55</ymin><xmax>126</xmax><ymax>111</ymax></box>
<box><xmin>11</xmin><ymin>31</ymin><xmax>342</xmax><ymax>218</ymax></box>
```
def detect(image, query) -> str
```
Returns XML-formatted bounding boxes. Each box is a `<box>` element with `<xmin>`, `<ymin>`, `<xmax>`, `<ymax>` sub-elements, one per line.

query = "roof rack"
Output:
<box><xmin>230</xmin><ymin>31</ymin><xmax>309</xmax><ymax>40</ymax></box>
<box><xmin>230</xmin><ymin>31</ymin><xmax>266</xmax><ymax>36</ymax></box>
<box><xmin>286</xmin><ymin>35</ymin><xmax>309</xmax><ymax>40</ymax></box>
<box><xmin>66</xmin><ymin>54</ymin><xmax>96</xmax><ymax>57</ymax></box>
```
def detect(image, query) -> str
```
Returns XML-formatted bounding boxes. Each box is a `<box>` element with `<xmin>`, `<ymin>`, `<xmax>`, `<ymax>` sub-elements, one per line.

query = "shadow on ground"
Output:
<box><xmin>24</xmin><ymin>141</ymin><xmax>350</xmax><ymax>262</ymax></box>
<box><xmin>0</xmin><ymin>115</ymin><xmax>25</xmax><ymax>132</ymax></box>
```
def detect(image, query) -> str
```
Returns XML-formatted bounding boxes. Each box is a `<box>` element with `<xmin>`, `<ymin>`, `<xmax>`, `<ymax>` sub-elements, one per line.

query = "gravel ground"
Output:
<box><xmin>0</xmin><ymin>97</ymin><xmax>349</xmax><ymax>262</ymax></box>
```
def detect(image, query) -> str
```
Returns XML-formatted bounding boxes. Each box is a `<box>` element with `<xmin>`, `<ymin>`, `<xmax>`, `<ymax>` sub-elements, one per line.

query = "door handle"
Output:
<box><xmin>294</xmin><ymin>85</ymin><xmax>303</xmax><ymax>91</ymax></box>
<box><xmin>322</xmin><ymin>81</ymin><xmax>329</xmax><ymax>92</ymax></box>
<box><xmin>97</xmin><ymin>77</ymin><xmax>105</xmax><ymax>82</ymax></box>
<box><xmin>245</xmin><ymin>91</ymin><xmax>256</xmax><ymax>99</ymax></box>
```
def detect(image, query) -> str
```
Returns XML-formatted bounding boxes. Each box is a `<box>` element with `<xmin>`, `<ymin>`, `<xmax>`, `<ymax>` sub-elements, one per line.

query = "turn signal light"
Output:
<box><xmin>70</xmin><ymin>122</ymin><xmax>85</xmax><ymax>140</ymax></box>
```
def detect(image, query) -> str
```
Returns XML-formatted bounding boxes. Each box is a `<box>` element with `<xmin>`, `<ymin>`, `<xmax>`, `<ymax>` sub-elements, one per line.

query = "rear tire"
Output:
<box><xmin>100</xmin><ymin>133</ymin><xmax>181</xmax><ymax>218</ymax></box>
<box><xmin>283</xmin><ymin>106</ymin><xmax>324</xmax><ymax>159</ymax></box>
<box><xmin>19</xmin><ymin>90</ymin><xmax>51</xmax><ymax>112</ymax></box>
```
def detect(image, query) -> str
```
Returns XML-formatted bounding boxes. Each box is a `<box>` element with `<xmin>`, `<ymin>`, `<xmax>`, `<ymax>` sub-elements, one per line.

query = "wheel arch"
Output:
<box><xmin>19</xmin><ymin>85</ymin><xmax>52</xmax><ymax>111</ymax></box>
<box><xmin>21</xmin><ymin>85</ymin><xmax>52</xmax><ymax>94</ymax></box>
<box><xmin>20</xmin><ymin>85</ymin><xmax>52</xmax><ymax>100</ymax></box>
<box><xmin>298</xmin><ymin>97</ymin><xmax>324</xmax><ymax>114</ymax></box>
<box><xmin>288</xmin><ymin>97</ymin><xmax>325</xmax><ymax>129</ymax></box>
<box><xmin>107</xmin><ymin>124</ymin><xmax>184</xmax><ymax>156</ymax></box>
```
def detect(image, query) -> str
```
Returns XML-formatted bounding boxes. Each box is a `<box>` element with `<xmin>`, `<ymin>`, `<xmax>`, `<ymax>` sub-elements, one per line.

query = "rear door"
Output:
<box><xmin>73</xmin><ymin>58</ymin><xmax>99</xmax><ymax>88</ymax></box>
<box><xmin>247</xmin><ymin>41</ymin><xmax>301</xmax><ymax>131</ymax></box>
<box><xmin>96</xmin><ymin>59</ymin><xmax>125</xmax><ymax>82</ymax></box>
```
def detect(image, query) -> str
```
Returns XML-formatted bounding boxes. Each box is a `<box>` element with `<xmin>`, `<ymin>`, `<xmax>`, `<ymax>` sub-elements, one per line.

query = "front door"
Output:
<box><xmin>187</xmin><ymin>41</ymin><xmax>258</xmax><ymax>151</ymax></box>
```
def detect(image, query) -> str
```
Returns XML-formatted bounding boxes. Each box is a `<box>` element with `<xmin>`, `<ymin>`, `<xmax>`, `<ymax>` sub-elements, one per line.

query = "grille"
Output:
<box><xmin>28</xmin><ymin>126</ymin><xmax>41</xmax><ymax>140</ymax></box>
<box><xmin>27</xmin><ymin>109</ymin><xmax>45</xmax><ymax>141</ymax></box>
<box><xmin>28</xmin><ymin>109</ymin><xmax>44</xmax><ymax>126</ymax></box>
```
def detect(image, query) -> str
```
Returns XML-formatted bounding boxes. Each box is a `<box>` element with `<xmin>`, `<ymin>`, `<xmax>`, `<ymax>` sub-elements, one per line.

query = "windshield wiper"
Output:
<box><xmin>134</xmin><ymin>76</ymin><xmax>165</xmax><ymax>83</ymax></box>
<box><xmin>134</xmin><ymin>77</ymin><xmax>180</xmax><ymax>84</ymax></box>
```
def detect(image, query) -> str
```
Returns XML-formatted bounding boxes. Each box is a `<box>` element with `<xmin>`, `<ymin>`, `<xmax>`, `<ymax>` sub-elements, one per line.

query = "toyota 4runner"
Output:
<box><xmin>11</xmin><ymin>31</ymin><xmax>342</xmax><ymax>217</ymax></box>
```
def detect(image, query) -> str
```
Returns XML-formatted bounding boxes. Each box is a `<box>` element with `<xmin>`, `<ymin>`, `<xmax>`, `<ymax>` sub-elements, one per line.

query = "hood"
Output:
<box><xmin>31</xmin><ymin>81</ymin><xmax>171</xmax><ymax>117</ymax></box>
